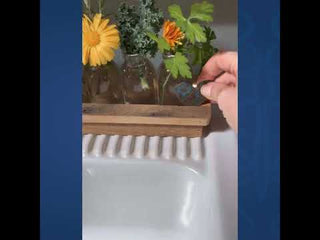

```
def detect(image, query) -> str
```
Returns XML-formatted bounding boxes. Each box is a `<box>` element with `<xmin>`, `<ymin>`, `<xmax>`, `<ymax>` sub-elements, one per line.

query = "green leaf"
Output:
<box><xmin>190</xmin><ymin>1</ymin><xmax>214</xmax><ymax>22</ymax></box>
<box><xmin>147</xmin><ymin>32</ymin><xmax>170</xmax><ymax>53</ymax></box>
<box><xmin>147</xmin><ymin>32</ymin><xmax>158</xmax><ymax>42</ymax></box>
<box><xmin>190</xmin><ymin>27</ymin><xmax>219</xmax><ymax>67</ymax></box>
<box><xmin>191</xmin><ymin>45</ymin><xmax>202</xmax><ymax>65</ymax></box>
<box><xmin>168</xmin><ymin>4</ymin><xmax>186</xmax><ymax>22</ymax></box>
<box><xmin>185</xmin><ymin>21</ymin><xmax>207</xmax><ymax>43</ymax></box>
<box><xmin>169</xmin><ymin>3</ymin><xmax>209</xmax><ymax>44</ymax></box>
<box><xmin>164</xmin><ymin>52</ymin><xmax>192</xmax><ymax>79</ymax></box>
<box><xmin>204</xmin><ymin>26</ymin><xmax>216</xmax><ymax>41</ymax></box>
<box><xmin>158</xmin><ymin>38</ymin><xmax>171</xmax><ymax>52</ymax></box>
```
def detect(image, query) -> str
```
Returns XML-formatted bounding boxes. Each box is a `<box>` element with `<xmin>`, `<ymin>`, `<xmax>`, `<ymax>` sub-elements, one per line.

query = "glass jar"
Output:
<box><xmin>121</xmin><ymin>54</ymin><xmax>158</xmax><ymax>104</ymax></box>
<box><xmin>82</xmin><ymin>62</ymin><xmax>123</xmax><ymax>104</ymax></box>
<box><xmin>158</xmin><ymin>54</ymin><xmax>196</xmax><ymax>105</ymax></box>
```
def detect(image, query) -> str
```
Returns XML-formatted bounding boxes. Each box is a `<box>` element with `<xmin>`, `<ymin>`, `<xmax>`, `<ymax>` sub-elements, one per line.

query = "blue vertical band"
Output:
<box><xmin>40</xmin><ymin>0</ymin><xmax>82</xmax><ymax>239</ymax></box>
<box><xmin>239</xmin><ymin>0</ymin><xmax>280</xmax><ymax>239</ymax></box>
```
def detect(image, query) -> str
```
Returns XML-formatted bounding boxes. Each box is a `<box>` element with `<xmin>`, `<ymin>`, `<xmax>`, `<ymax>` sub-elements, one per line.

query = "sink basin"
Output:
<box><xmin>83</xmin><ymin>130</ymin><xmax>237</xmax><ymax>240</ymax></box>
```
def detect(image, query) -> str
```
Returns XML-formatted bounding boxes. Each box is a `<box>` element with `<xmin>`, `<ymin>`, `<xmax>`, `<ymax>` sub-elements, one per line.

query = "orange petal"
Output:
<box><xmin>92</xmin><ymin>14</ymin><xmax>102</xmax><ymax>31</ymax></box>
<box><xmin>82</xmin><ymin>45</ymin><xmax>90</xmax><ymax>65</ymax></box>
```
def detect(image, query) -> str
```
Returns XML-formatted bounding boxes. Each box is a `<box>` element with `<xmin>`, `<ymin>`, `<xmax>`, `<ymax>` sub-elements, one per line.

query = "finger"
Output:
<box><xmin>197</xmin><ymin>51</ymin><xmax>238</xmax><ymax>83</ymax></box>
<box><xmin>217</xmin><ymin>87</ymin><xmax>238</xmax><ymax>132</ymax></box>
<box><xmin>196</xmin><ymin>71</ymin><xmax>236</xmax><ymax>89</ymax></box>
<box><xmin>214</xmin><ymin>72</ymin><xmax>237</xmax><ymax>86</ymax></box>
<box><xmin>200</xmin><ymin>82</ymin><xmax>230</xmax><ymax>102</ymax></box>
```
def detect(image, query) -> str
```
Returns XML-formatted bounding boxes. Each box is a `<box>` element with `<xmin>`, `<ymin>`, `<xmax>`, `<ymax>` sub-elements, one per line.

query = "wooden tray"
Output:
<box><xmin>82</xmin><ymin>103</ymin><xmax>212</xmax><ymax>137</ymax></box>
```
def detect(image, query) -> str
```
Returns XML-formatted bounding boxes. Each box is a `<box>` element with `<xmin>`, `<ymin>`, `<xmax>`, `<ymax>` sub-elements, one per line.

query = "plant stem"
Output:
<box><xmin>99</xmin><ymin>0</ymin><xmax>105</xmax><ymax>14</ymax></box>
<box><xmin>85</xmin><ymin>0</ymin><xmax>91</xmax><ymax>12</ymax></box>
<box><xmin>161</xmin><ymin>72</ymin><xmax>171</xmax><ymax>105</ymax></box>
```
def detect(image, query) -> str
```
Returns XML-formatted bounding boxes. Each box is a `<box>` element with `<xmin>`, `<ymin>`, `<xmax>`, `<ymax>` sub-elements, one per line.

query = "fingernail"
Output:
<box><xmin>200</xmin><ymin>85</ymin><xmax>210</xmax><ymax>98</ymax></box>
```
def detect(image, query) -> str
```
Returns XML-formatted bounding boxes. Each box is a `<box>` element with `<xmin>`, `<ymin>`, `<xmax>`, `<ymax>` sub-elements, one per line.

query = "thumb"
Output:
<box><xmin>200</xmin><ymin>82</ymin><xmax>230</xmax><ymax>102</ymax></box>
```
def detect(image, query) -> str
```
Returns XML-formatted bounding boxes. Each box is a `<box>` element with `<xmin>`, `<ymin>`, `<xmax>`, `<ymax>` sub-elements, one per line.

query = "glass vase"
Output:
<box><xmin>82</xmin><ymin>62</ymin><xmax>123</xmax><ymax>104</ymax></box>
<box><xmin>121</xmin><ymin>54</ymin><xmax>158</xmax><ymax>104</ymax></box>
<box><xmin>158</xmin><ymin>54</ymin><xmax>196</xmax><ymax>106</ymax></box>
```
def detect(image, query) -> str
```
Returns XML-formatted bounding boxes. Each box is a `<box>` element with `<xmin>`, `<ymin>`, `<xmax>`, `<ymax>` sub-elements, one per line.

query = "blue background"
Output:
<box><xmin>40</xmin><ymin>0</ymin><xmax>280</xmax><ymax>239</ymax></box>
<box><xmin>40</xmin><ymin>0</ymin><xmax>81</xmax><ymax>239</ymax></box>
<box><xmin>239</xmin><ymin>0</ymin><xmax>280</xmax><ymax>239</ymax></box>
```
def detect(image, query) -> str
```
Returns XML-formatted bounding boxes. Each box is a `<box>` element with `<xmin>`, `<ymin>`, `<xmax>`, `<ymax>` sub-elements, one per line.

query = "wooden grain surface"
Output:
<box><xmin>83</xmin><ymin>103</ymin><xmax>211</xmax><ymax>126</ymax></box>
<box><xmin>83</xmin><ymin>123</ymin><xmax>204</xmax><ymax>138</ymax></box>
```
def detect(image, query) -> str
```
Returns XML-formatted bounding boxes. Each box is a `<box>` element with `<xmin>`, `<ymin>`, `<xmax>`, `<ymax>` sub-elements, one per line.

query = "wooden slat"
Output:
<box><xmin>83</xmin><ymin>123</ymin><xmax>204</xmax><ymax>138</ymax></box>
<box><xmin>83</xmin><ymin>103</ymin><xmax>211</xmax><ymax>126</ymax></box>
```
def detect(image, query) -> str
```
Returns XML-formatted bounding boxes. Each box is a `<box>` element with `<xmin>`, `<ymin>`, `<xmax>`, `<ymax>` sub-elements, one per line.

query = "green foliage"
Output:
<box><xmin>116</xmin><ymin>3</ymin><xmax>139</xmax><ymax>53</ymax></box>
<box><xmin>205</xmin><ymin>25</ymin><xmax>217</xmax><ymax>41</ymax></box>
<box><xmin>168</xmin><ymin>1</ymin><xmax>214</xmax><ymax>44</ymax></box>
<box><xmin>82</xmin><ymin>0</ymin><xmax>112</xmax><ymax>19</ymax></box>
<box><xmin>164</xmin><ymin>52</ymin><xmax>192</xmax><ymax>79</ymax></box>
<box><xmin>147</xmin><ymin>32</ymin><xmax>171</xmax><ymax>53</ymax></box>
<box><xmin>146</xmin><ymin>1</ymin><xmax>217</xmax><ymax>80</ymax></box>
<box><xmin>190</xmin><ymin>26</ymin><xmax>218</xmax><ymax>67</ymax></box>
<box><xmin>184</xmin><ymin>22</ymin><xmax>207</xmax><ymax>43</ymax></box>
<box><xmin>190</xmin><ymin>1</ymin><xmax>214</xmax><ymax>22</ymax></box>
<box><xmin>116</xmin><ymin>0</ymin><xmax>164</xmax><ymax>57</ymax></box>
<box><xmin>97</xmin><ymin>0</ymin><xmax>105</xmax><ymax>14</ymax></box>
<box><xmin>82</xmin><ymin>0</ymin><xmax>93</xmax><ymax>19</ymax></box>
<box><xmin>168</xmin><ymin>5</ymin><xmax>186</xmax><ymax>23</ymax></box>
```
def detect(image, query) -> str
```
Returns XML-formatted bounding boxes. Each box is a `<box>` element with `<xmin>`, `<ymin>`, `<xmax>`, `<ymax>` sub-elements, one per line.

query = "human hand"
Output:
<box><xmin>197</xmin><ymin>51</ymin><xmax>238</xmax><ymax>132</ymax></box>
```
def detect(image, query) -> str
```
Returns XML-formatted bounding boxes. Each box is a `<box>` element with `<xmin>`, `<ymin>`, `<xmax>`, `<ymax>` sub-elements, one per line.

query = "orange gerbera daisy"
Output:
<box><xmin>162</xmin><ymin>20</ymin><xmax>185</xmax><ymax>48</ymax></box>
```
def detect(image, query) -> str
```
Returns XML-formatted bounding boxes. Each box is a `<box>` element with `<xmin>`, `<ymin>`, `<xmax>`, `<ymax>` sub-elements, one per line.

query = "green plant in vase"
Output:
<box><xmin>189</xmin><ymin>26</ymin><xmax>219</xmax><ymax>70</ymax></box>
<box><xmin>82</xmin><ymin>0</ymin><xmax>123</xmax><ymax>103</ymax></box>
<box><xmin>148</xmin><ymin>1</ymin><xmax>218</xmax><ymax>105</ymax></box>
<box><xmin>116</xmin><ymin>0</ymin><xmax>164</xmax><ymax>104</ymax></box>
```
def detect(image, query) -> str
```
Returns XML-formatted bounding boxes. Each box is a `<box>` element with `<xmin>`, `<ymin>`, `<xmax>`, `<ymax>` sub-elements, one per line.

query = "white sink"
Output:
<box><xmin>83</xmin><ymin>108</ymin><xmax>238</xmax><ymax>240</ymax></box>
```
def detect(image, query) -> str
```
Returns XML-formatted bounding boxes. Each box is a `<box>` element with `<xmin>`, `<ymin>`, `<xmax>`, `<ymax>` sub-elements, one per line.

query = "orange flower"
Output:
<box><xmin>162</xmin><ymin>20</ymin><xmax>185</xmax><ymax>48</ymax></box>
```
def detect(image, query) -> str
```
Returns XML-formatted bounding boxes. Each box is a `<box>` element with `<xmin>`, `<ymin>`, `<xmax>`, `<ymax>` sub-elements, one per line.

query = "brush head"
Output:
<box><xmin>172</xmin><ymin>80</ymin><xmax>212</xmax><ymax>106</ymax></box>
